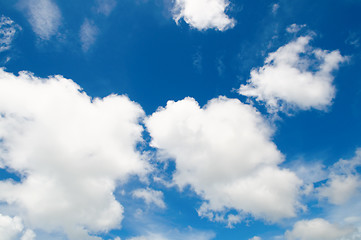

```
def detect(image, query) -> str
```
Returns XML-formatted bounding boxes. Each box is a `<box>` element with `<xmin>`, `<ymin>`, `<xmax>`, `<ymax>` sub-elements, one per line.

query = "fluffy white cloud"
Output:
<box><xmin>318</xmin><ymin>149</ymin><xmax>361</xmax><ymax>205</ymax></box>
<box><xmin>132</xmin><ymin>188</ymin><xmax>166</xmax><ymax>209</ymax></box>
<box><xmin>80</xmin><ymin>18</ymin><xmax>98</xmax><ymax>52</ymax></box>
<box><xmin>172</xmin><ymin>0</ymin><xmax>235</xmax><ymax>31</ymax></box>
<box><xmin>285</xmin><ymin>218</ymin><xmax>356</xmax><ymax>240</ymax></box>
<box><xmin>0</xmin><ymin>214</ymin><xmax>35</xmax><ymax>240</ymax></box>
<box><xmin>0</xmin><ymin>16</ymin><xmax>21</xmax><ymax>52</ymax></box>
<box><xmin>239</xmin><ymin>35</ymin><xmax>346</xmax><ymax>113</ymax></box>
<box><xmin>145</xmin><ymin>97</ymin><xmax>302</xmax><ymax>223</ymax></box>
<box><xmin>286</xmin><ymin>24</ymin><xmax>306</xmax><ymax>33</ymax></box>
<box><xmin>0</xmin><ymin>214</ymin><xmax>23</xmax><ymax>240</ymax></box>
<box><xmin>19</xmin><ymin>0</ymin><xmax>61</xmax><ymax>40</ymax></box>
<box><xmin>0</xmin><ymin>69</ymin><xmax>150</xmax><ymax>240</ymax></box>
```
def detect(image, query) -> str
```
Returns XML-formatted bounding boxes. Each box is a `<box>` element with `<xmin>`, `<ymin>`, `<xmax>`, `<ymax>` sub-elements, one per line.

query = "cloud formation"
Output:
<box><xmin>172</xmin><ymin>0</ymin><xmax>235</xmax><ymax>31</ymax></box>
<box><xmin>0</xmin><ymin>214</ymin><xmax>35</xmax><ymax>240</ymax></box>
<box><xmin>239</xmin><ymin>35</ymin><xmax>345</xmax><ymax>113</ymax></box>
<box><xmin>95</xmin><ymin>0</ymin><xmax>117</xmax><ymax>16</ymax></box>
<box><xmin>0</xmin><ymin>69</ymin><xmax>149</xmax><ymax>240</ymax></box>
<box><xmin>285</xmin><ymin>218</ymin><xmax>356</xmax><ymax>240</ymax></box>
<box><xmin>19</xmin><ymin>0</ymin><xmax>61</xmax><ymax>40</ymax></box>
<box><xmin>318</xmin><ymin>149</ymin><xmax>361</xmax><ymax>205</ymax></box>
<box><xmin>80</xmin><ymin>18</ymin><xmax>98</xmax><ymax>52</ymax></box>
<box><xmin>132</xmin><ymin>188</ymin><xmax>166</xmax><ymax>209</ymax></box>
<box><xmin>146</xmin><ymin>97</ymin><xmax>302</xmax><ymax>224</ymax></box>
<box><xmin>0</xmin><ymin>16</ymin><xmax>21</xmax><ymax>52</ymax></box>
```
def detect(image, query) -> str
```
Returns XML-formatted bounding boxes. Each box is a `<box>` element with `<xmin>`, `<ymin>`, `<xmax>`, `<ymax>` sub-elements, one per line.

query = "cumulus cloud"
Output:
<box><xmin>249</xmin><ymin>237</ymin><xmax>262</xmax><ymax>240</ymax></box>
<box><xmin>0</xmin><ymin>214</ymin><xmax>35</xmax><ymax>240</ymax></box>
<box><xmin>0</xmin><ymin>69</ymin><xmax>149</xmax><ymax>240</ymax></box>
<box><xmin>172</xmin><ymin>0</ymin><xmax>235</xmax><ymax>31</ymax></box>
<box><xmin>318</xmin><ymin>149</ymin><xmax>361</xmax><ymax>205</ymax></box>
<box><xmin>239</xmin><ymin>35</ymin><xmax>346</xmax><ymax>113</ymax></box>
<box><xmin>132</xmin><ymin>188</ymin><xmax>166</xmax><ymax>209</ymax></box>
<box><xmin>285</xmin><ymin>218</ymin><xmax>356</xmax><ymax>240</ymax></box>
<box><xmin>145</xmin><ymin>97</ymin><xmax>302</xmax><ymax>224</ymax></box>
<box><xmin>0</xmin><ymin>16</ymin><xmax>21</xmax><ymax>52</ymax></box>
<box><xmin>19</xmin><ymin>0</ymin><xmax>61</xmax><ymax>40</ymax></box>
<box><xmin>80</xmin><ymin>18</ymin><xmax>98</xmax><ymax>52</ymax></box>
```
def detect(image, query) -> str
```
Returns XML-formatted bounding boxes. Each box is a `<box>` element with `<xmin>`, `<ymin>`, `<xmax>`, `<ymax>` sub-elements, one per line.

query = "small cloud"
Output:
<box><xmin>272</xmin><ymin>3</ymin><xmax>280</xmax><ymax>14</ymax></box>
<box><xmin>286</xmin><ymin>23</ymin><xmax>306</xmax><ymax>33</ymax></box>
<box><xmin>285</xmin><ymin>218</ymin><xmax>356</xmax><ymax>240</ymax></box>
<box><xmin>96</xmin><ymin>0</ymin><xmax>117</xmax><ymax>16</ymax></box>
<box><xmin>172</xmin><ymin>0</ymin><xmax>235</xmax><ymax>31</ymax></box>
<box><xmin>239</xmin><ymin>34</ymin><xmax>346</xmax><ymax>113</ymax></box>
<box><xmin>0</xmin><ymin>15</ymin><xmax>21</xmax><ymax>52</ymax></box>
<box><xmin>345</xmin><ymin>32</ymin><xmax>360</xmax><ymax>48</ymax></box>
<box><xmin>18</xmin><ymin>0</ymin><xmax>62</xmax><ymax>40</ymax></box>
<box><xmin>80</xmin><ymin>18</ymin><xmax>98</xmax><ymax>52</ymax></box>
<box><xmin>132</xmin><ymin>188</ymin><xmax>166</xmax><ymax>209</ymax></box>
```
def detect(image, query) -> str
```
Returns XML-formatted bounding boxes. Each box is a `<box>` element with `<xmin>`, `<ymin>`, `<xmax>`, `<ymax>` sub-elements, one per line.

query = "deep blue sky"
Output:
<box><xmin>1</xmin><ymin>0</ymin><xmax>361</xmax><ymax>240</ymax></box>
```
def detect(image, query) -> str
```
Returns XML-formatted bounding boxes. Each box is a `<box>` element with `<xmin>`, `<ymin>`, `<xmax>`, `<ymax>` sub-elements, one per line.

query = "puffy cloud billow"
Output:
<box><xmin>0</xmin><ymin>69</ymin><xmax>150</xmax><ymax>240</ymax></box>
<box><xmin>145</xmin><ymin>97</ymin><xmax>302</xmax><ymax>224</ymax></box>
<box><xmin>239</xmin><ymin>35</ymin><xmax>346</xmax><ymax>113</ymax></box>
<box><xmin>172</xmin><ymin>0</ymin><xmax>235</xmax><ymax>31</ymax></box>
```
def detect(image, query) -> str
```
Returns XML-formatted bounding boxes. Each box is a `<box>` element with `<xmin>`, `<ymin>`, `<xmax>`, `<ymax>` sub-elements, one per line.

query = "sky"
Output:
<box><xmin>0</xmin><ymin>0</ymin><xmax>361</xmax><ymax>240</ymax></box>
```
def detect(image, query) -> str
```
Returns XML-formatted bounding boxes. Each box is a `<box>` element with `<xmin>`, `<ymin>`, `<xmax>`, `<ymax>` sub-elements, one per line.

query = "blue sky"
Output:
<box><xmin>0</xmin><ymin>0</ymin><xmax>361</xmax><ymax>240</ymax></box>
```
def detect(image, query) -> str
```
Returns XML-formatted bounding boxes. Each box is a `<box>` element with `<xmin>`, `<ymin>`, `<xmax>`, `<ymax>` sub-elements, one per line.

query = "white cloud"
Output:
<box><xmin>132</xmin><ymin>188</ymin><xmax>166</xmax><ymax>209</ymax></box>
<box><xmin>0</xmin><ymin>69</ymin><xmax>150</xmax><ymax>240</ymax></box>
<box><xmin>21</xmin><ymin>229</ymin><xmax>36</xmax><ymax>240</ymax></box>
<box><xmin>285</xmin><ymin>218</ymin><xmax>356</xmax><ymax>240</ymax></box>
<box><xmin>319</xmin><ymin>174</ymin><xmax>360</xmax><ymax>205</ymax></box>
<box><xmin>0</xmin><ymin>214</ymin><xmax>23</xmax><ymax>240</ymax></box>
<box><xmin>80</xmin><ymin>19</ymin><xmax>98</xmax><ymax>52</ymax></box>
<box><xmin>19</xmin><ymin>0</ymin><xmax>61</xmax><ymax>40</ymax></box>
<box><xmin>286</xmin><ymin>24</ymin><xmax>306</xmax><ymax>33</ymax></box>
<box><xmin>0</xmin><ymin>16</ymin><xmax>21</xmax><ymax>52</ymax></box>
<box><xmin>145</xmin><ymin>97</ymin><xmax>302</xmax><ymax>224</ymax></box>
<box><xmin>96</xmin><ymin>0</ymin><xmax>117</xmax><ymax>16</ymax></box>
<box><xmin>172</xmin><ymin>0</ymin><xmax>235</xmax><ymax>31</ymax></box>
<box><xmin>318</xmin><ymin>149</ymin><xmax>361</xmax><ymax>205</ymax></box>
<box><xmin>239</xmin><ymin>35</ymin><xmax>346</xmax><ymax>113</ymax></box>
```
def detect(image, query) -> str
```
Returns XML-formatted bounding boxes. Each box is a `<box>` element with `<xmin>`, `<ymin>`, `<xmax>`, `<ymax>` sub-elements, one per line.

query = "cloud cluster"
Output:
<box><xmin>0</xmin><ymin>16</ymin><xmax>21</xmax><ymax>52</ymax></box>
<box><xmin>19</xmin><ymin>0</ymin><xmax>62</xmax><ymax>40</ymax></box>
<box><xmin>285</xmin><ymin>218</ymin><xmax>356</xmax><ymax>240</ymax></box>
<box><xmin>239</xmin><ymin>35</ymin><xmax>346</xmax><ymax>113</ymax></box>
<box><xmin>172</xmin><ymin>0</ymin><xmax>235</xmax><ymax>31</ymax></box>
<box><xmin>0</xmin><ymin>69</ymin><xmax>149</xmax><ymax>240</ymax></box>
<box><xmin>146</xmin><ymin>97</ymin><xmax>302</xmax><ymax>224</ymax></box>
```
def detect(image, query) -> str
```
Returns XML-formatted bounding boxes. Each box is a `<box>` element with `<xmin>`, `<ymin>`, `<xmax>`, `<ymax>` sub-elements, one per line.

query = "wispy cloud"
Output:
<box><xmin>0</xmin><ymin>16</ymin><xmax>21</xmax><ymax>52</ymax></box>
<box><xmin>19</xmin><ymin>0</ymin><xmax>61</xmax><ymax>40</ymax></box>
<box><xmin>95</xmin><ymin>0</ymin><xmax>117</xmax><ymax>16</ymax></box>
<box><xmin>80</xmin><ymin>18</ymin><xmax>98</xmax><ymax>52</ymax></box>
